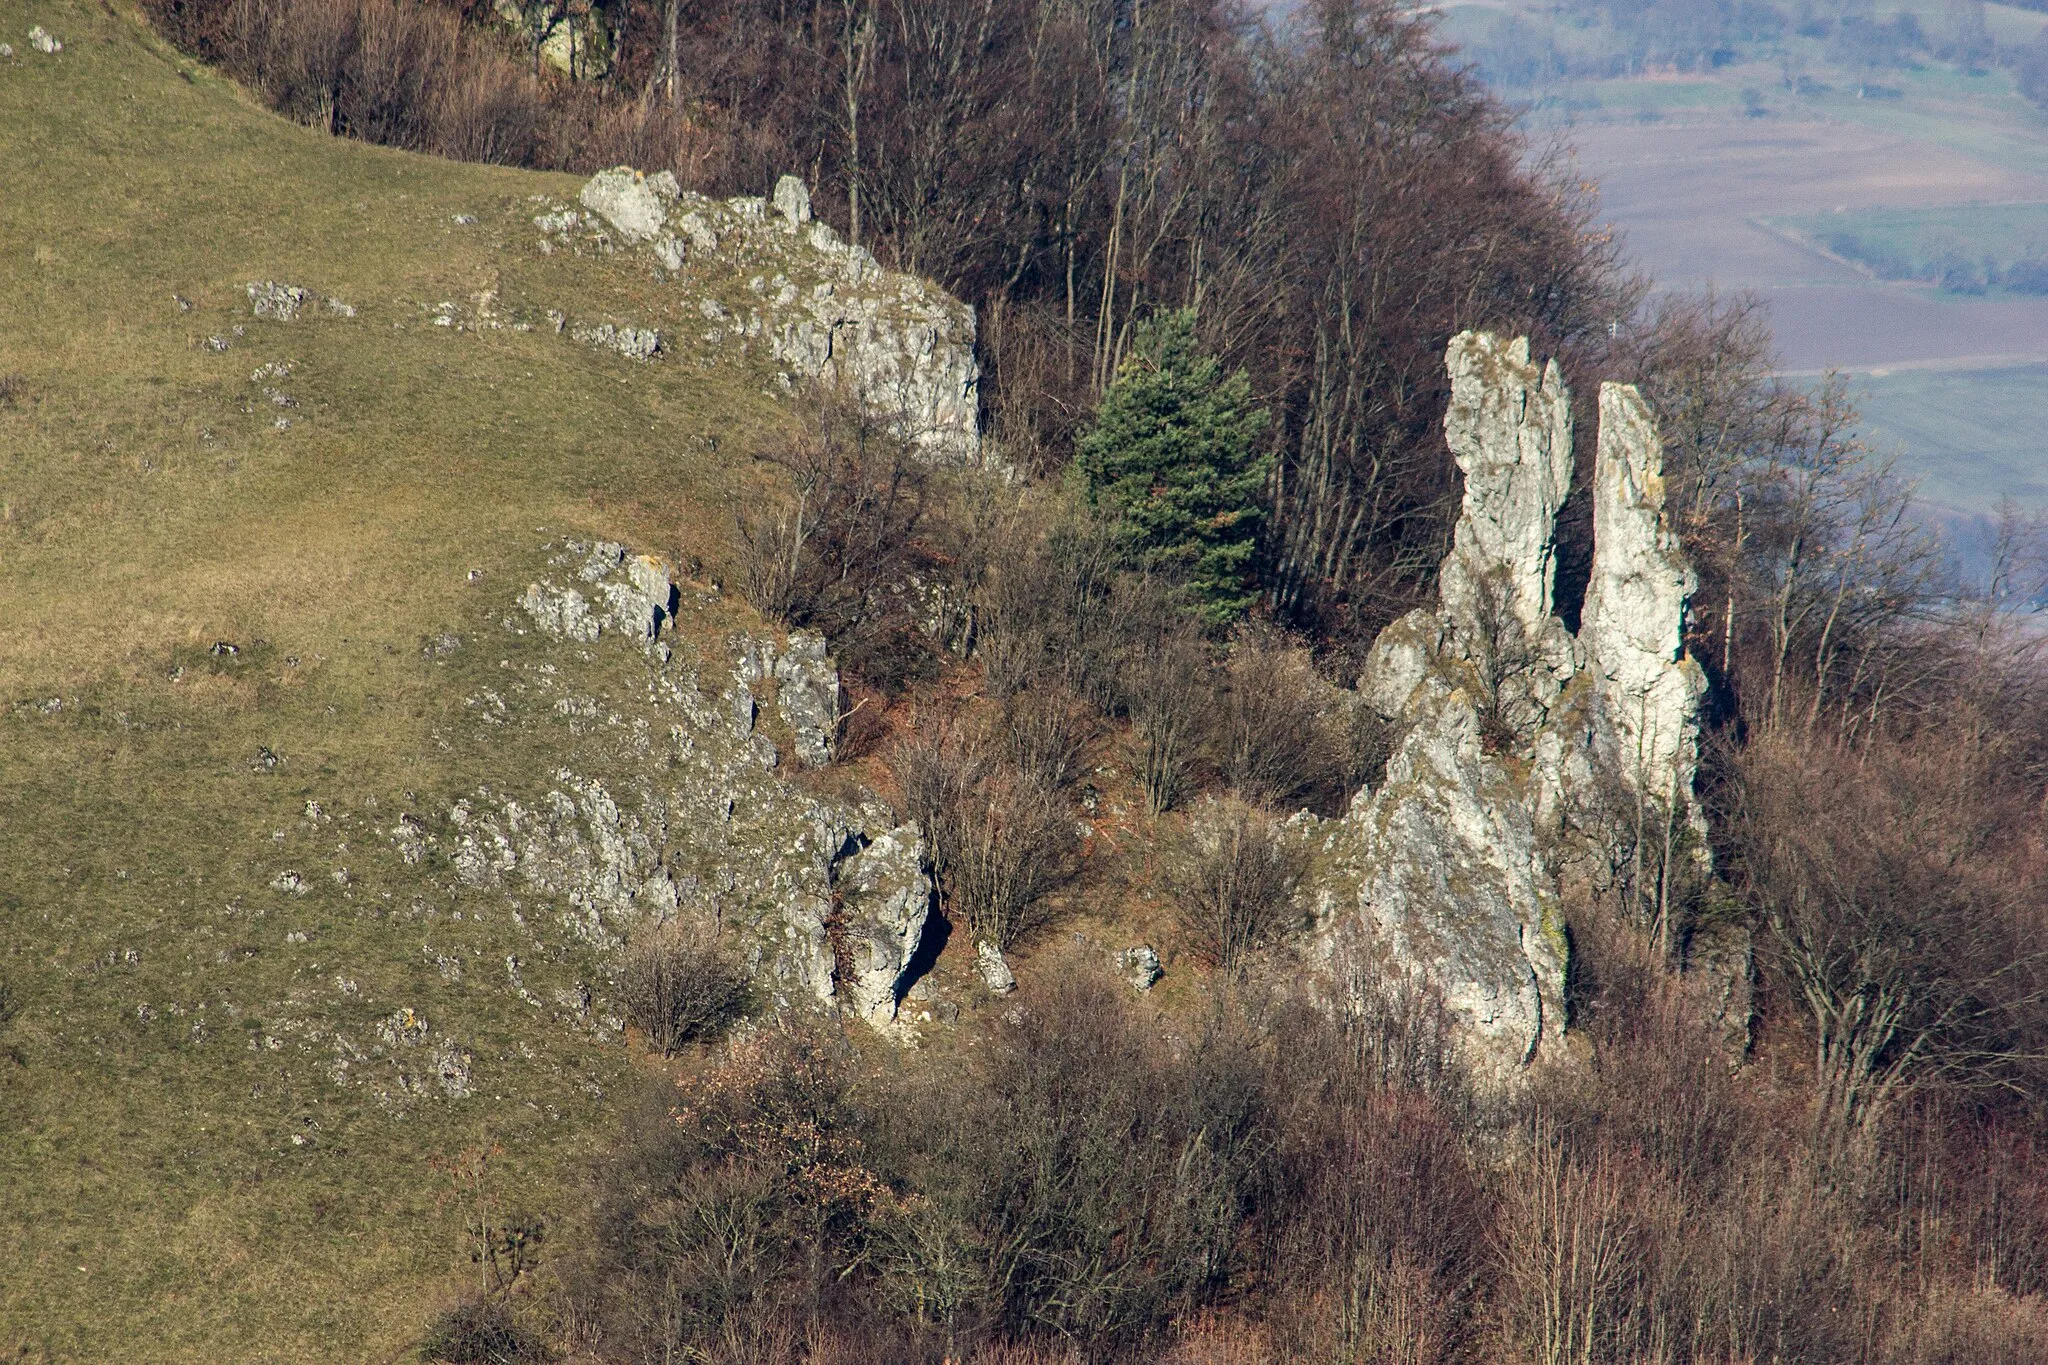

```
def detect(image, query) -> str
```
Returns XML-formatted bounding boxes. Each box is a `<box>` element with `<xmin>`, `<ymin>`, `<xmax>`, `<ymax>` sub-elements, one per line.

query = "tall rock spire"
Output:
<box><xmin>1580</xmin><ymin>382</ymin><xmax>1707</xmax><ymax>829</ymax></box>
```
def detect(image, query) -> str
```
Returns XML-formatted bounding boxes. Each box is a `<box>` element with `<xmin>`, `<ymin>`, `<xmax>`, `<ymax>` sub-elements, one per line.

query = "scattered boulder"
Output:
<box><xmin>520</xmin><ymin>541</ymin><xmax>673</xmax><ymax>644</ymax></box>
<box><xmin>578</xmin><ymin>166</ymin><xmax>670</xmax><ymax>244</ymax></box>
<box><xmin>248</xmin><ymin>281</ymin><xmax>310</xmax><ymax>321</ymax></box>
<box><xmin>976</xmin><ymin>940</ymin><xmax>1018</xmax><ymax>994</ymax></box>
<box><xmin>27</xmin><ymin>25</ymin><xmax>59</xmax><ymax>53</ymax></box>
<box><xmin>835</xmin><ymin>826</ymin><xmax>934</xmax><ymax>1022</ymax></box>
<box><xmin>519</xmin><ymin>582</ymin><xmax>599</xmax><ymax>643</ymax></box>
<box><xmin>773</xmin><ymin>175</ymin><xmax>812</xmax><ymax>227</ymax></box>
<box><xmin>571</xmin><ymin>321</ymin><xmax>661</xmax><ymax>362</ymax></box>
<box><xmin>1120</xmin><ymin>945</ymin><xmax>1163</xmax><ymax>991</ymax></box>
<box><xmin>246</xmin><ymin>281</ymin><xmax>355</xmax><ymax>320</ymax></box>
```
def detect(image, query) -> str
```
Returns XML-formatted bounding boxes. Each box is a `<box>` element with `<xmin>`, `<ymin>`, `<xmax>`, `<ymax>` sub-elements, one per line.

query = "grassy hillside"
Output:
<box><xmin>0</xmin><ymin>2</ymin><xmax>805</xmax><ymax>1356</ymax></box>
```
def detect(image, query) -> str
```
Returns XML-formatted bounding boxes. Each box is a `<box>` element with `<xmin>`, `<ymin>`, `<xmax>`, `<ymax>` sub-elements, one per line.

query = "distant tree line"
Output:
<box><xmin>1471</xmin><ymin>0</ymin><xmax>2028</xmax><ymax>91</ymax></box>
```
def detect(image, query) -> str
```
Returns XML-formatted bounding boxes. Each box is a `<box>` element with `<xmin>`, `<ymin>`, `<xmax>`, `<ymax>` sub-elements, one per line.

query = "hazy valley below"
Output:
<box><xmin>1452</xmin><ymin>0</ymin><xmax>2048</xmax><ymax>526</ymax></box>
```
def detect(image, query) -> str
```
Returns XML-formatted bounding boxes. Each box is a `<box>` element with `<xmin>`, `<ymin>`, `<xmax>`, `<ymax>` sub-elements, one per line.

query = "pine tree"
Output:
<box><xmin>1076</xmin><ymin>310</ymin><xmax>1271</xmax><ymax>625</ymax></box>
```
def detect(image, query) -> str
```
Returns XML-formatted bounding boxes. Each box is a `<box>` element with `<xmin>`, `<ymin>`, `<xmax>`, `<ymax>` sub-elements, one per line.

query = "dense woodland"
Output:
<box><xmin>143</xmin><ymin>0</ymin><xmax>2048</xmax><ymax>1360</ymax></box>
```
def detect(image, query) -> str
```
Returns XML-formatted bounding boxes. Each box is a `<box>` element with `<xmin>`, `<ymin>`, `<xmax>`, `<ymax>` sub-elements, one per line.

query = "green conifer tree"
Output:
<box><xmin>1076</xmin><ymin>309</ymin><xmax>1272</xmax><ymax>625</ymax></box>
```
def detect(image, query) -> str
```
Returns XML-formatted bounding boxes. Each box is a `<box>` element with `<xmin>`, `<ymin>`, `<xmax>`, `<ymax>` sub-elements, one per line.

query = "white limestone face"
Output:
<box><xmin>835</xmin><ymin>826</ymin><xmax>934</xmax><ymax>1022</ymax></box>
<box><xmin>772</xmin><ymin>174</ymin><xmax>813</xmax><ymax>227</ymax></box>
<box><xmin>1580</xmin><ymin>382</ymin><xmax>1706</xmax><ymax>821</ymax></box>
<box><xmin>579</xmin><ymin>166</ymin><xmax>669</xmax><ymax>244</ymax></box>
<box><xmin>1336</xmin><ymin>690</ymin><xmax>1569</xmax><ymax>1076</ymax></box>
<box><xmin>565</xmin><ymin>169</ymin><xmax>981</xmax><ymax>461</ymax></box>
<box><xmin>1437</xmin><ymin>331</ymin><xmax>1578</xmax><ymax>726</ymax></box>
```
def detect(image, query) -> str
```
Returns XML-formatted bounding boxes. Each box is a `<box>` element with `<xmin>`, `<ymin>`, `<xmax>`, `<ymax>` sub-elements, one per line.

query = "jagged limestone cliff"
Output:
<box><xmin>1581</xmin><ymin>382</ymin><xmax>1709</xmax><ymax>832</ymax></box>
<box><xmin>1308</xmin><ymin>332</ymin><xmax>1707</xmax><ymax>1080</ymax></box>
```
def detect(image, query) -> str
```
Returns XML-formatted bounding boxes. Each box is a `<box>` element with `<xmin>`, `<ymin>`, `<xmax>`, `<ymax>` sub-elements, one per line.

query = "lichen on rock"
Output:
<box><xmin>834</xmin><ymin>826</ymin><xmax>934</xmax><ymax>1023</ymax></box>
<box><xmin>429</xmin><ymin>541</ymin><xmax>928</xmax><ymax>1032</ymax></box>
<box><xmin>734</xmin><ymin>628</ymin><xmax>841</xmax><ymax>769</ymax></box>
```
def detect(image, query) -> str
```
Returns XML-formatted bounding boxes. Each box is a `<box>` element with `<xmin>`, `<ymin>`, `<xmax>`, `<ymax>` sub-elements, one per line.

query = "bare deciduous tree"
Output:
<box><xmin>1724</xmin><ymin>730</ymin><xmax>2048</xmax><ymax>1171</ymax></box>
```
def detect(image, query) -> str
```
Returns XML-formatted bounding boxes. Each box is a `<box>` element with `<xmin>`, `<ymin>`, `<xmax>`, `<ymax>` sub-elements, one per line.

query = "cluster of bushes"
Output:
<box><xmin>144</xmin><ymin>0</ymin><xmax>707</xmax><ymax>170</ymax></box>
<box><xmin>495</xmin><ymin>921</ymin><xmax>2048</xmax><ymax>1364</ymax></box>
<box><xmin>728</xmin><ymin>343</ymin><xmax>1379</xmax><ymax>969</ymax></box>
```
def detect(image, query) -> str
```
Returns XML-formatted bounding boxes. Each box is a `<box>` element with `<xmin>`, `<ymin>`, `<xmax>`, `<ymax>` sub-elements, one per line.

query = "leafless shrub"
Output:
<box><xmin>893</xmin><ymin>720</ymin><xmax>1077</xmax><ymax>952</ymax></box>
<box><xmin>1163</xmin><ymin>798</ymin><xmax>1304</xmax><ymax>973</ymax></box>
<box><xmin>1337</xmin><ymin>965</ymin><xmax>1469</xmax><ymax>1108</ymax></box>
<box><xmin>948</xmin><ymin>768</ymin><xmax>1075</xmax><ymax>953</ymax></box>
<box><xmin>997</xmin><ymin>686</ymin><xmax>1094</xmax><ymax>793</ymax></box>
<box><xmin>1119</xmin><ymin>612</ymin><xmax>1214</xmax><ymax>815</ymax></box>
<box><xmin>1491</xmin><ymin>1129</ymin><xmax>1650</xmax><ymax>1365</ymax></box>
<box><xmin>146</xmin><ymin>0</ymin><xmax>718</xmax><ymax>173</ymax></box>
<box><xmin>872</xmin><ymin>966</ymin><xmax>1277</xmax><ymax>1349</ymax></box>
<box><xmin>576</xmin><ymin>1025</ymin><xmax>893</xmax><ymax>1360</ymax></box>
<box><xmin>617</xmin><ymin>920</ymin><xmax>750</xmax><ymax>1055</ymax></box>
<box><xmin>1267</xmin><ymin>1004</ymin><xmax>1489</xmax><ymax>1365</ymax></box>
<box><xmin>735</xmin><ymin>387</ymin><xmax>934</xmax><ymax>690</ymax></box>
<box><xmin>973</xmin><ymin>504</ymin><xmax>1133</xmax><ymax>707</ymax></box>
<box><xmin>1158</xmin><ymin>1313</ymin><xmax>1274</xmax><ymax>1365</ymax></box>
<box><xmin>1875</xmin><ymin>1098</ymin><xmax>2048</xmax><ymax>1302</ymax></box>
<box><xmin>0</xmin><ymin>373</ymin><xmax>29</xmax><ymax>408</ymax></box>
<box><xmin>1721</xmin><ymin>728</ymin><xmax>2048</xmax><ymax>1169</ymax></box>
<box><xmin>1218</xmin><ymin>622</ymin><xmax>1347</xmax><ymax>810</ymax></box>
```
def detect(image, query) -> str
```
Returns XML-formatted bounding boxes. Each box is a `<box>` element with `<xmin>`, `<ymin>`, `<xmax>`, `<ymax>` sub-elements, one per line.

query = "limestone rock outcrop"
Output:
<box><xmin>579</xmin><ymin>167</ymin><xmax>675</xmax><ymax>244</ymax></box>
<box><xmin>735</xmin><ymin>629</ymin><xmax>842</xmax><ymax>769</ymax></box>
<box><xmin>413</xmin><ymin>540</ymin><xmax>933</xmax><ymax>1026</ymax></box>
<box><xmin>246</xmin><ymin>281</ymin><xmax>356</xmax><ymax>321</ymax></box>
<box><xmin>1309</xmin><ymin>332</ymin><xmax>1706</xmax><ymax>1081</ymax></box>
<box><xmin>566</xmin><ymin>168</ymin><xmax>980</xmax><ymax>460</ymax></box>
<box><xmin>1436</xmin><ymin>333</ymin><xmax>1580</xmax><ymax>731</ymax></box>
<box><xmin>519</xmin><ymin>541</ymin><xmax>675</xmax><ymax>646</ymax></box>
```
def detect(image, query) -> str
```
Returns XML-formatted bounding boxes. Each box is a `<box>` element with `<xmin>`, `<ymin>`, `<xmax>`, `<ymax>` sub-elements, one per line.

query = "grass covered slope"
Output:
<box><xmin>0</xmin><ymin>4</ymin><xmax>801</xmax><ymax>1356</ymax></box>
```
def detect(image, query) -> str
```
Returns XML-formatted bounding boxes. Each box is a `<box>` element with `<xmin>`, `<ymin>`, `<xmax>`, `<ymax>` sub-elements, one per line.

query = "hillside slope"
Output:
<box><xmin>0</xmin><ymin>3</ymin><xmax>929</xmax><ymax>1355</ymax></box>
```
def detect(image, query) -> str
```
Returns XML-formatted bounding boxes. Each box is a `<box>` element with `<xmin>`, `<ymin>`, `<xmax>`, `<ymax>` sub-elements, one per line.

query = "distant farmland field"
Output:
<box><xmin>1855</xmin><ymin>364</ymin><xmax>2048</xmax><ymax>515</ymax></box>
<box><xmin>1761</xmin><ymin>203</ymin><xmax>2048</xmax><ymax>296</ymax></box>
